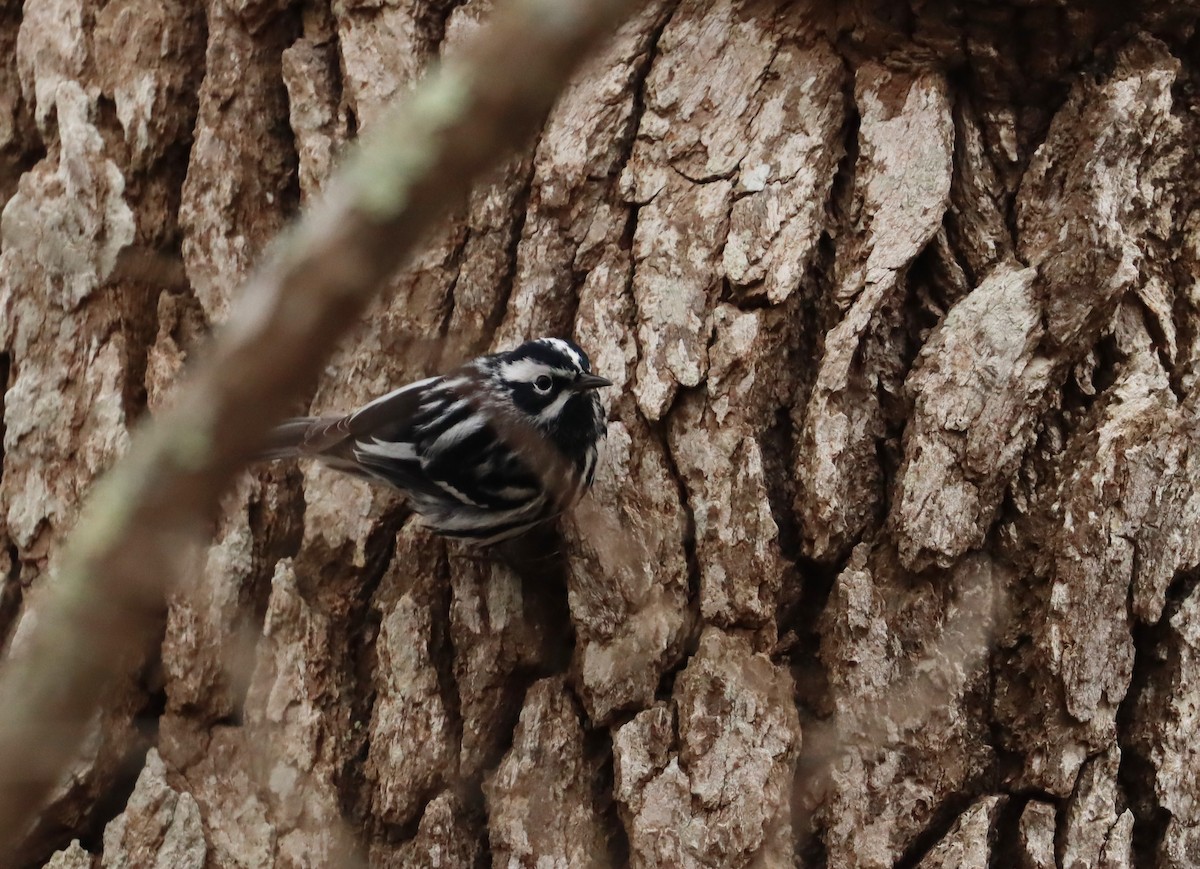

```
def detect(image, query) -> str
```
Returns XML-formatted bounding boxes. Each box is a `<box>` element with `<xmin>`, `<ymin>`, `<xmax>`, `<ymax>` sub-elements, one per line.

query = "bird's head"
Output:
<box><xmin>489</xmin><ymin>337</ymin><xmax>611</xmax><ymax>443</ymax></box>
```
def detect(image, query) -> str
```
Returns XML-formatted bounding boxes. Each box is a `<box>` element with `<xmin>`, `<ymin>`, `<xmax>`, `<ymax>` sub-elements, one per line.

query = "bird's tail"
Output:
<box><xmin>257</xmin><ymin>417</ymin><xmax>319</xmax><ymax>461</ymax></box>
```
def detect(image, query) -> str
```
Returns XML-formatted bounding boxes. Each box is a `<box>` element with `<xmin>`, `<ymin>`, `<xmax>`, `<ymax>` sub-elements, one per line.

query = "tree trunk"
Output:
<box><xmin>3</xmin><ymin>0</ymin><xmax>1199</xmax><ymax>866</ymax></box>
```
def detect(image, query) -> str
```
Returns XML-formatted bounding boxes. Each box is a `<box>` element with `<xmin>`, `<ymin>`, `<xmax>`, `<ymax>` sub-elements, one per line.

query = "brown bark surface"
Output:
<box><xmin>2</xmin><ymin>0</ymin><xmax>1199</xmax><ymax>866</ymax></box>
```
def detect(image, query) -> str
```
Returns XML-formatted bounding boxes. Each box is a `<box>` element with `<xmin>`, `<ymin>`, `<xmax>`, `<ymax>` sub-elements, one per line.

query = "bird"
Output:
<box><xmin>259</xmin><ymin>337</ymin><xmax>612</xmax><ymax>544</ymax></box>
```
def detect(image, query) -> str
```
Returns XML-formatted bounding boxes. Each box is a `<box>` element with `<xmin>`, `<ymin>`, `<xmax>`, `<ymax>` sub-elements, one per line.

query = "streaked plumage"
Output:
<box><xmin>260</xmin><ymin>337</ymin><xmax>610</xmax><ymax>544</ymax></box>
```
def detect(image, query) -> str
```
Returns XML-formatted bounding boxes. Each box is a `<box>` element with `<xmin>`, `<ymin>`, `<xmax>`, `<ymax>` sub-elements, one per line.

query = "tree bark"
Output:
<box><xmin>2</xmin><ymin>0</ymin><xmax>1199</xmax><ymax>867</ymax></box>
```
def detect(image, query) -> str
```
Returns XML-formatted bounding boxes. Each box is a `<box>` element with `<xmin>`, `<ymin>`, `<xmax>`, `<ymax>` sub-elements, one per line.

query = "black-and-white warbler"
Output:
<box><xmin>260</xmin><ymin>337</ymin><xmax>611</xmax><ymax>544</ymax></box>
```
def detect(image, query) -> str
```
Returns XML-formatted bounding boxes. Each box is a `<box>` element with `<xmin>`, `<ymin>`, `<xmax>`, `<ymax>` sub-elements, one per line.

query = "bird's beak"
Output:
<box><xmin>575</xmin><ymin>373</ymin><xmax>613</xmax><ymax>391</ymax></box>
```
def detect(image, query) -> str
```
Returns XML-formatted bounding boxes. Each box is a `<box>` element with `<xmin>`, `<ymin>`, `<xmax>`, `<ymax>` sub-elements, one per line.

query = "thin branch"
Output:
<box><xmin>0</xmin><ymin>0</ymin><xmax>643</xmax><ymax>855</ymax></box>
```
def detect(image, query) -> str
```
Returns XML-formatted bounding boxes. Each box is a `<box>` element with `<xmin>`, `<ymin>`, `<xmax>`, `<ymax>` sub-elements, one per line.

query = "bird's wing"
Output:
<box><xmin>267</xmin><ymin>375</ymin><xmax>440</xmax><ymax>458</ymax></box>
<box><xmin>340</xmin><ymin>376</ymin><xmax>457</xmax><ymax>502</ymax></box>
<box><xmin>344</xmin><ymin>376</ymin><xmax>442</xmax><ymax>439</ymax></box>
<box><xmin>351</xmin><ymin>374</ymin><xmax>544</xmax><ymax>512</ymax></box>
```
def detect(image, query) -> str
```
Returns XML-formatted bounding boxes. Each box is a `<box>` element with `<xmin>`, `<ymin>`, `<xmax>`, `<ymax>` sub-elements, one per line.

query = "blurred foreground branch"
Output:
<box><xmin>0</xmin><ymin>0</ymin><xmax>641</xmax><ymax>854</ymax></box>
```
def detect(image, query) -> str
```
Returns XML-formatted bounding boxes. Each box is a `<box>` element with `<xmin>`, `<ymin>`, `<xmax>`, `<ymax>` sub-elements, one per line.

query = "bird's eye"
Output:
<box><xmin>534</xmin><ymin>375</ymin><xmax>553</xmax><ymax>393</ymax></box>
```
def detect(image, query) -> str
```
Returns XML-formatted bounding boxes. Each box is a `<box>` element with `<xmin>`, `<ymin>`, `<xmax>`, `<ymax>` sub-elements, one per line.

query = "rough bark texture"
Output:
<box><xmin>4</xmin><ymin>0</ymin><xmax>1200</xmax><ymax>866</ymax></box>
